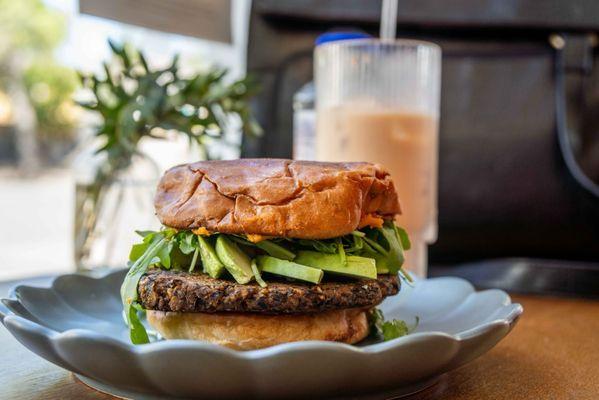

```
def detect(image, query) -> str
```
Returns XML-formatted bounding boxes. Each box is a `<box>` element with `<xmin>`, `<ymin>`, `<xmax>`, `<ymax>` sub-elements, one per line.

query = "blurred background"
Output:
<box><xmin>0</xmin><ymin>0</ymin><xmax>251</xmax><ymax>279</ymax></box>
<box><xmin>0</xmin><ymin>0</ymin><xmax>597</xmax><ymax>296</ymax></box>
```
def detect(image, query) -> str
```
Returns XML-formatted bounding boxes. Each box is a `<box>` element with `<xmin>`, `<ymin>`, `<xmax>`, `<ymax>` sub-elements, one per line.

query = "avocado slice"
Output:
<box><xmin>215</xmin><ymin>235</ymin><xmax>253</xmax><ymax>284</ymax></box>
<box><xmin>255</xmin><ymin>255</ymin><xmax>323</xmax><ymax>284</ymax></box>
<box><xmin>346</xmin><ymin>256</ymin><xmax>377</xmax><ymax>279</ymax></box>
<box><xmin>294</xmin><ymin>251</ymin><xmax>378</xmax><ymax>279</ymax></box>
<box><xmin>255</xmin><ymin>240</ymin><xmax>295</xmax><ymax>260</ymax></box>
<box><xmin>197</xmin><ymin>236</ymin><xmax>225</xmax><ymax>278</ymax></box>
<box><xmin>370</xmin><ymin>253</ymin><xmax>390</xmax><ymax>274</ymax></box>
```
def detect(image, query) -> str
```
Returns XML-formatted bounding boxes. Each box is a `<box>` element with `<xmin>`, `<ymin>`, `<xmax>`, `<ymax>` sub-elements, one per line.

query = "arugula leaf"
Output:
<box><xmin>295</xmin><ymin>239</ymin><xmax>338</xmax><ymax>254</ymax></box>
<box><xmin>228</xmin><ymin>235</ymin><xmax>253</xmax><ymax>247</ymax></box>
<box><xmin>128</xmin><ymin>302</ymin><xmax>149</xmax><ymax>344</ymax></box>
<box><xmin>361</xmin><ymin>235</ymin><xmax>388</xmax><ymax>255</ymax></box>
<box><xmin>230</xmin><ymin>236</ymin><xmax>296</xmax><ymax>260</ymax></box>
<box><xmin>251</xmin><ymin>259</ymin><xmax>267</xmax><ymax>287</ymax></box>
<box><xmin>157</xmin><ymin>241</ymin><xmax>174</xmax><ymax>269</ymax></box>
<box><xmin>148</xmin><ymin>256</ymin><xmax>160</xmax><ymax>265</ymax></box>
<box><xmin>129</xmin><ymin>242</ymin><xmax>148</xmax><ymax>262</ymax></box>
<box><xmin>369</xmin><ymin>308</ymin><xmax>418</xmax><ymax>341</ymax></box>
<box><xmin>369</xmin><ymin>307</ymin><xmax>385</xmax><ymax>333</ymax></box>
<box><xmin>343</xmin><ymin>234</ymin><xmax>364</xmax><ymax>253</ymax></box>
<box><xmin>121</xmin><ymin>229</ymin><xmax>175</xmax><ymax>344</ymax></box>
<box><xmin>357</xmin><ymin>222</ymin><xmax>408</xmax><ymax>276</ymax></box>
<box><xmin>135</xmin><ymin>230</ymin><xmax>157</xmax><ymax>238</ymax></box>
<box><xmin>393</xmin><ymin>224</ymin><xmax>411</xmax><ymax>251</ymax></box>
<box><xmin>188</xmin><ymin>247</ymin><xmax>200</xmax><ymax>273</ymax></box>
<box><xmin>177</xmin><ymin>231</ymin><xmax>196</xmax><ymax>255</ymax></box>
<box><xmin>167</xmin><ymin>246</ymin><xmax>192</xmax><ymax>270</ymax></box>
<box><xmin>377</xmin><ymin>224</ymin><xmax>405</xmax><ymax>274</ymax></box>
<box><xmin>336</xmin><ymin>239</ymin><xmax>347</xmax><ymax>266</ymax></box>
<box><xmin>255</xmin><ymin>240</ymin><xmax>295</xmax><ymax>261</ymax></box>
<box><xmin>129</xmin><ymin>230</ymin><xmax>164</xmax><ymax>262</ymax></box>
<box><xmin>381</xmin><ymin>319</ymin><xmax>410</xmax><ymax>341</ymax></box>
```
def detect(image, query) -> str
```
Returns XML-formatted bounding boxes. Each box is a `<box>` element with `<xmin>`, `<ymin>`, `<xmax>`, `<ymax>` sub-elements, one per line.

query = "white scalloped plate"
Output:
<box><xmin>0</xmin><ymin>270</ymin><xmax>522</xmax><ymax>399</ymax></box>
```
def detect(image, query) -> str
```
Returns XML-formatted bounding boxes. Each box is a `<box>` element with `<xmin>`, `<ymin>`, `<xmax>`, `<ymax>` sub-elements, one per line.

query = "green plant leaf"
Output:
<box><xmin>121</xmin><ymin>235</ymin><xmax>169</xmax><ymax>344</ymax></box>
<box><xmin>129</xmin><ymin>242</ymin><xmax>148</xmax><ymax>262</ymax></box>
<box><xmin>108</xmin><ymin>39</ymin><xmax>123</xmax><ymax>56</ymax></box>
<box><xmin>393</xmin><ymin>225</ymin><xmax>411</xmax><ymax>251</ymax></box>
<box><xmin>369</xmin><ymin>308</ymin><xmax>418</xmax><ymax>341</ymax></box>
<box><xmin>381</xmin><ymin>319</ymin><xmax>410</xmax><ymax>341</ymax></box>
<box><xmin>157</xmin><ymin>241</ymin><xmax>174</xmax><ymax>269</ymax></box>
<box><xmin>128</xmin><ymin>303</ymin><xmax>149</xmax><ymax>344</ymax></box>
<box><xmin>188</xmin><ymin>246</ymin><xmax>200</xmax><ymax>273</ymax></box>
<box><xmin>251</xmin><ymin>259</ymin><xmax>267</xmax><ymax>288</ymax></box>
<box><xmin>178</xmin><ymin>231</ymin><xmax>196</xmax><ymax>255</ymax></box>
<box><xmin>77</xmin><ymin>40</ymin><xmax>261</xmax><ymax>166</ymax></box>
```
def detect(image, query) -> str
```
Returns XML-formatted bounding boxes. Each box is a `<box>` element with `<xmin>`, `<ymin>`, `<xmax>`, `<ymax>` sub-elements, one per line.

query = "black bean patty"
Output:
<box><xmin>138</xmin><ymin>269</ymin><xmax>400</xmax><ymax>314</ymax></box>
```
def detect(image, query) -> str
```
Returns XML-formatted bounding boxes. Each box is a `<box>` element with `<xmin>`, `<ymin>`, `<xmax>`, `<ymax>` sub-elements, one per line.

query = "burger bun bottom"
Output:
<box><xmin>147</xmin><ymin>308</ymin><xmax>370</xmax><ymax>350</ymax></box>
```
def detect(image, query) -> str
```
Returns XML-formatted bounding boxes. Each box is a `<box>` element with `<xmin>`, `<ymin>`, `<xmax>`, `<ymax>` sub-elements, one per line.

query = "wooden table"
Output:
<box><xmin>2</xmin><ymin>279</ymin><xmax>598</xmax><ymax>399</ymax></box>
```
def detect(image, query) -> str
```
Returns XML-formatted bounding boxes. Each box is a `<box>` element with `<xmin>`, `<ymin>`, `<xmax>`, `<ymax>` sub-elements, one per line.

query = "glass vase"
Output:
<box><xmin>73</xmin><ymin>148</ymin><xmax>160</xmax><ymax>272</ymax></box>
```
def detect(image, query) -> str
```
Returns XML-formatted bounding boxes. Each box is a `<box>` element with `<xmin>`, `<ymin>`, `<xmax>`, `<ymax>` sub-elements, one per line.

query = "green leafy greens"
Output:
<box><xmin>369</xmin><ymin>308</ymin><xmax>419</xmax><ymax>341</ymax></box>
<box><xmin>121</xmin><ymin>228</ymin><xmax>202</xmax><ymax>344</ymax></box>
<box><xmin>120</xmin><ymin>222</ymin><xmax>413</xmax><ymax>344</ymax></box>
<box><xmin>121</xmin><ymin>229</ymin><xmax>173</xmax><ymax>344</ymax></box>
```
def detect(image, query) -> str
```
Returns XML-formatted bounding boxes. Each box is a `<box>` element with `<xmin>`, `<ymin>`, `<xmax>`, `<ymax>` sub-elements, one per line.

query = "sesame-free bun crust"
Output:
<box><xmin>154</xmin><ymin>159</ymin><xmax>401</xmax><ymax>239</ymax></box>
<box><xmin>147</xmin><ymin>308</ymin><xmax>370</xmax><ymax>350</ymax></box>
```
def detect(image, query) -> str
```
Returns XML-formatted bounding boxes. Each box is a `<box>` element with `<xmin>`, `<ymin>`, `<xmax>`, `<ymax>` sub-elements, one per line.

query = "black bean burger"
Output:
<box><xmin>121</xmin><ymin>159</ymin><xmax>412</xmax><ymax>349</ymax></box>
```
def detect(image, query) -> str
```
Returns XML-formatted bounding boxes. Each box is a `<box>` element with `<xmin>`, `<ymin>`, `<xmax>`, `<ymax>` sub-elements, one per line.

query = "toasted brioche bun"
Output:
<box><xmin>147</xmin><ymin>308</ymin><xmax>370</xmax><ymax>350</ymax></box>
<box><xmin>154</xmin><ymin>159</ymin><xmax>401</xmax><ymax>239</ymax></box>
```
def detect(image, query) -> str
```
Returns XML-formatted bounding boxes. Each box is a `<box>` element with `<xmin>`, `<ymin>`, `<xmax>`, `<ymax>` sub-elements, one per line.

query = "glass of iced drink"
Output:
<box><xmin>315</xmin><ymin>39</ymin><xmax>441</xmax><ymax>277</ymax></box>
